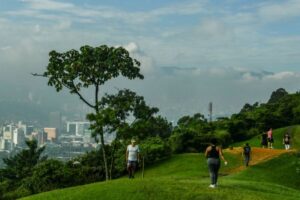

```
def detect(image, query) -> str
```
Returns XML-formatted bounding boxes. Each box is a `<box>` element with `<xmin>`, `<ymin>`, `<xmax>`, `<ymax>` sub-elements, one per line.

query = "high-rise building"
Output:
<box><xmin>66</xmin><ymin>121</ymin><xmax>90</xmax><ymax>136</ymax></box>
<box><xmin>3</xmin><ymin>131</ymin><xmax>12</xmax><ymax>140</ymax></box>
<box><xmin>13</xmin><ymin>128</ymin><xmax>25</xmax><ymax>146</ymax></box>
<box><xmin>49</xmin><ymin>112</ymin><xmax>62</xmax><ymax>132</ymax></box>
<box><xmin>26</xmin><ymin>126</ymin><xmax>34</xmax><ymax>136</ymax></box>
<box><xmin>0</xmin><ymin>138</ymin><xmax>5</xmax><ymax>150</ymax></box>
<box><xmin>44</xmin><ymin>128</ymin><xmax>57</xmax><ymax>142</ymax></box>
<box><xmin>18</xmin><ymin>121</ymin><xmax>27</xmax><ymax>135</ymax></box>
<box><xmin>32</xmin><ymin>131</ymin><xmax>48</xmax><ymax>146</ymax></box>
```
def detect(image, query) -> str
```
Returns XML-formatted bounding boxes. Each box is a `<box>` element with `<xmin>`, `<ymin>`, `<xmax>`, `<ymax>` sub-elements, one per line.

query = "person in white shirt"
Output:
<box><xmin>126</xmin><ymin>139</ymin><xmax>140</xmax><ymax>179</ymax></box>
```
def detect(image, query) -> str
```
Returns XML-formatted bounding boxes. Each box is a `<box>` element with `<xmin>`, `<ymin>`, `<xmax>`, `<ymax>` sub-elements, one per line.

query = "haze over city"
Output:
<box><xmin>1</xmin><ymin>0</ymin><xmax>300</xmax><ymax>122</ymax></box>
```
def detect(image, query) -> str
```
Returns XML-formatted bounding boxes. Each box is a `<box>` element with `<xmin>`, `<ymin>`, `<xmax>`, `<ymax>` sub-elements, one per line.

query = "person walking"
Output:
<box><xmin>242</xmin><ymin>143</ymin><xmax>251</xmax><ymax>167</ymax></box>
<box><xmin>261</xmin><ymin>132</ymin><xmax>268</xmax><ymax>148</ymax></box>
<box><xmin>205</xmin><ymin>138</ymin><xmax>228</xmax><ymax>188</ymax></box>
<box><xmin>126</xmin><ymin>139</ymin><xmax>140</xmax><ymax>179</ymax></box>
<box><xmin>283</xmin><ymin>133</ymin><xmax>291</xmax><ymax>150</ymax></box>
<box><xmin>267</xmin><ymin>128</ymin><xmax>274</xmax><ymax>149</ymax></box>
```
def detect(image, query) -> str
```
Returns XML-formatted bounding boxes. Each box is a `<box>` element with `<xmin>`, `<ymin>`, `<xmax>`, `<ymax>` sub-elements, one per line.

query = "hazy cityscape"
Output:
<box><xmin>0</xmin><ymin>111</ymin><xmax>115</xmax><ymax>168</ymax></box>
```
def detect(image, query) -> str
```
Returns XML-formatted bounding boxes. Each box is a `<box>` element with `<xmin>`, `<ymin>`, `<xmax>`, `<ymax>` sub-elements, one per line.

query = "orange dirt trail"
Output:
<box><xmin>224</xmin><ymin>147</ymin><xmax>295</xmax><ymax>173</ymax></box>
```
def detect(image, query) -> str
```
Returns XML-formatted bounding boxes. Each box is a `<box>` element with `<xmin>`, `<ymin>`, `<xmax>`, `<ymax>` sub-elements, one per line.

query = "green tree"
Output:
<box><xmin>0</xmin><ymin>140</ymin><xmax>46</xmax><ymax>199</ymax></box>
<box><xmin>0</xmin><ymin>140</ymin><xmax>46</xmax><ymax>182</ymax></box>
<box><xmin>268</xmin><ymin>88</ymin><xmax>288</xmax><ymax>104</ymax></box>
<box><xmin>37</xmin><ymin>45</ymin><xmax>143</xmax><ymax>180</ymax></box>
<box><xmin>87</xmin><ymin>89</ymin><xmax>171</xmax><ymax>179</ymax></box>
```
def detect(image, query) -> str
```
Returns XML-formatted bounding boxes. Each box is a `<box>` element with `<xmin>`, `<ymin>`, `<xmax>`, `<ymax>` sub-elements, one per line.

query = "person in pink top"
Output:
<box><xmin>267</xmin><ymin>128</ymin><xmax>274</xmax><ymax>149</ymax></box>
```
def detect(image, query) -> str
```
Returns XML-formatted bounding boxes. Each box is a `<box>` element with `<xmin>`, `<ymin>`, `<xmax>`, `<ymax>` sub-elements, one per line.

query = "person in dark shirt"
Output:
<box><xmin>242</xmin><ymin>143</ymin><xmax>251</xmax><ymax>167</ymax></box>
<box><xmin>261</xmin><ymin>132</ymin><xmax>268</xmax><ymax>148</ymax></box>
<box><xmin>205</xmin><ymin>138</ymin><xmax>228</xmax><ymax>188</ymax></box>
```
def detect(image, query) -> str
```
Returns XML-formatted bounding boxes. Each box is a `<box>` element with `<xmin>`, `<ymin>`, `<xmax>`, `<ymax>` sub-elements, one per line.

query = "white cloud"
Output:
<box><xmin>124</xmin><ymin>42</ymin><xmax>139</xmax><ymax>54</ymax></box>
<box><xmin>263</xmin><ymin>71</ymin><xmax>300</xmax><ymax>80</ymax></box>
<box><xmin>21</xmin><ymin>0</ymin><xmax>74</xmax><ymax>11</ymax></box>
<box><xmin>123</xmin><ymin>42</ymin><xmax>155</xmax><ymax>74</ymax></box>
<box><xmin>14</xmin><ymin>0</ymin><xmax>207</xmax><ymax>25</ymax></box>
<box><xmin>258</xmin><ymin>0</ymin><xmax>300</xmax><ymax>21</ymax></box>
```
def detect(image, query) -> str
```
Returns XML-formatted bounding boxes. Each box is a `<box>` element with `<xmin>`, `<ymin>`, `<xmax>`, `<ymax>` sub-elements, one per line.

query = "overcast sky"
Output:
<box><xmin>1</xmin><ymin>0</ymin><xmax>300</xmax><ymax>122</ymax></box>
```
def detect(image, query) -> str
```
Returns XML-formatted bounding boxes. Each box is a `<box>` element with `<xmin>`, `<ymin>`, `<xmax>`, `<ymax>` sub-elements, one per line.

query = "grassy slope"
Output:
<box><xmin>21</xmin><ymin>126</ymin><xmax>300</xmax><ymax>200</ymax></box>
<box><xmin>233</xmin><ymin>126</ymin><xmax>299</xmax><ymax>149</ymax></box>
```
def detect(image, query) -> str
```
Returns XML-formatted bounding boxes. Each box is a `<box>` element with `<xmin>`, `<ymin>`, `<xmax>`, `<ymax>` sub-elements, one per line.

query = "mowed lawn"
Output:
<box><xmin>21</xmin><ymin>126</ymin><xmax>300</xmax><ymax>200</ymax></box>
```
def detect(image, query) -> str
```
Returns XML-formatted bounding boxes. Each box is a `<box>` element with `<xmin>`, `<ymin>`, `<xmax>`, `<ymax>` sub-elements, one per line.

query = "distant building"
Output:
<box><xmin>49</xmin><ymin>112</ymin><xmax>62</xmax><ymax>132</ymax></box>
<box><xmin>26</xmin><ymin>125</ymin><xmax>34</xmax><ymax>136</ymax></box>
<box><xmin>13</xmin><ymin>128</ymin><xmax>25</xmax><ymax>146</ymax></box>
<box><xmin>66</xmin><ymin>121</ymin><xmax>90</xmax><ymax>136</ymax></box>
<box><xmin>32</xmin><ymin>131</ymin><xmax>48</xmax><ymax>146</ymax></box>
<box><xmin>0</xmin><ymin>138</ymin><xmax>5</xmax><ymax>150</ymax></box>
<box><xmin>3</xmin><ymin>124</ymin><xmax>14</xmax><ymax>133</ymax></box>
<box><xmin>44</xmin><ymin>128</ymin><xmax>58</xmax><ymax>142</ymax></box>
<box><xmin>3</xmin><ymin>131</ymin><xmax>12</xmax><ymax>140</ymax></box>
<box><xmin>17</xmin><ymin>121</ymin><xmax>27</xmax><ymax>135</ymax></box>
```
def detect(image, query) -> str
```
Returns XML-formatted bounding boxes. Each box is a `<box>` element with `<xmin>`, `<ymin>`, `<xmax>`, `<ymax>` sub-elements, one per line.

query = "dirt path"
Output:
<box><xmin>224</xmin><ymin>147</ymin><xmax>295</xmax><ymax>173</ymax></box>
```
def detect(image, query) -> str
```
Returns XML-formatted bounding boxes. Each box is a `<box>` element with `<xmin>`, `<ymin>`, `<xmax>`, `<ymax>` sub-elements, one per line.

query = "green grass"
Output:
<box><xmin>21</xmin><ymin>153</ymin><xmax>300</xmax><ymax>200</ymax></box>
<box><xmin>21</xmin><ymin>126</ymin><xmax>300</xmax><ymax>200</ymax></box>
<box><xmin>233</xmin><ymin>126</ymin><xmax>300</xmax><ymax>149</ymax></box>
<box><xmin>20</xmin><ymin>178</ymin><xmax>300</xmax><ymax>200</ymax></box>
<box><xmin>231</xmin><ymin>152</ymin><xmax>300</xmax><ymax>189</ymax></box>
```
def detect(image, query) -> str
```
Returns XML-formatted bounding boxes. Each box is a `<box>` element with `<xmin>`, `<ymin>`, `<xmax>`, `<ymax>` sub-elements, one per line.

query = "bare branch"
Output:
<box><xmin>71</xmin><ymin>81</ymin><xmax>95</xmax><ymax>109</ymax></box>
<box><xmin>31</xmin><ymin>73</ymin><xmax>46</xmax><ymax>77</ymax></box>
<box><xmin>95</xmin><ymin>83</ymin><xmax>99</xmax><ymax>112</ymax></box>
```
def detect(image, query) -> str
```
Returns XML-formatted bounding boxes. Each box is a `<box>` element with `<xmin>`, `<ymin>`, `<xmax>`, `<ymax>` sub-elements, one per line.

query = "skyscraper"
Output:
<box><xmin>49</xmin><ymin>112</ymin><xmax>61</xmax><ymax>132</ymax></box>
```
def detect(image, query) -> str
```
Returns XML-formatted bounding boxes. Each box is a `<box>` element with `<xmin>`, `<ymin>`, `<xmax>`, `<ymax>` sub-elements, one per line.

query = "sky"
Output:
<box><xmin>1</xmin><ymin>0</ymin><xmax>300</xmax><ymax>122</ymax></box>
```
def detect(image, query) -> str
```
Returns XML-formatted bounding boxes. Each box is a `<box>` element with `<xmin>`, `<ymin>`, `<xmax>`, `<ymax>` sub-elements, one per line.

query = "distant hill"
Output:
<box><xmin>0</xmin><ymin>100</ymin><xmax>48</xmax><ymax>124</ymax></box>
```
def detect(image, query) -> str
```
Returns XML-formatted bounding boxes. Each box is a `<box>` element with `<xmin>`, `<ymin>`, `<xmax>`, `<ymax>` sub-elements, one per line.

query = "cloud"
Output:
<box><xmin>124</xmin><ymin>42</ymin><xmax>139</xmax><ymax>54</ymax></box>
<box><xmin>258</xmin><ymin>0</ymin><xmax>300</xmax><ymax>22</ymax></box>
<box><xmin>263</xmin><ymin>71</ymin><xmax>300</xmax><ymax>80</ymax></box>
<box><xmin>14</xmin><ymin>0</ymin><xmax>207</xmax><ymax>25</ymax></box>
<box><xmin>21</xmin><ymin>0</ymin><xmax>74</xmax><ymax>11</ymax></box>
<box><xmin>123</xmin><ymin>42</ymin><xmax>155</xmax><ymax>74</ymax></box>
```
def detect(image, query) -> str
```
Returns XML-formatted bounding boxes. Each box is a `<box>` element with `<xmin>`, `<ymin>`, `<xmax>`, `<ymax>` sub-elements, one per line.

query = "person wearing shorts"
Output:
<box><xmin>126</xmin><ymin>139</ymin><xmax>140</xmax><ymax>179</ymax></box>
<box><xmin>283</xmin><ymin>133</ymin><xmax>291</xmax><ymax>150</ymax></box>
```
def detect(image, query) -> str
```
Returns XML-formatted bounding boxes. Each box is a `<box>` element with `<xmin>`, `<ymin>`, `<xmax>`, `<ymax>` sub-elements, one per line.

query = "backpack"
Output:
<box><xmin>244</xmin><ymin>146</ymin><xmax>251</xmax><ymax>155</ymax></box>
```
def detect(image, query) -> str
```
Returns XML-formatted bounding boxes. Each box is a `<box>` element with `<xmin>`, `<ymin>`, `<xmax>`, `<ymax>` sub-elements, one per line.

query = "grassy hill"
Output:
<box><xmin>20</xmin><ymin>126</ymin><xmax>300</xmax><ymax>200</ymax></box>
<box><xmin>233</xmin><ymin>126</ymin><xmax>299</xmax><ymax>149</ymax></box>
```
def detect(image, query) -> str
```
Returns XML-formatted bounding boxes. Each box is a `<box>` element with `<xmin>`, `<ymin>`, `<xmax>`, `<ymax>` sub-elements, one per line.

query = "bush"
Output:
<box><xmin>2</xmin><ymin>185</ymin><xmax>31</xmax><ymax>200</ymax></box>
<box><xmin>23</xmin><ymin>159</ymin><xmax>70</xmax><ymax>193</ymax></box>
<box><xmin>140</xmin><ymin>136</ymin><xmax>172</xmax><ymax>165</ymax></box>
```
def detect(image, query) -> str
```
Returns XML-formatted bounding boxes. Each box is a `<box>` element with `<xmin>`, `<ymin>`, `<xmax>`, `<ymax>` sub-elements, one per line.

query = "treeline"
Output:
<box><xmin>170</xmin><ymin>88</ymin><xmax>300</xmax><ymax>152</ymax></box>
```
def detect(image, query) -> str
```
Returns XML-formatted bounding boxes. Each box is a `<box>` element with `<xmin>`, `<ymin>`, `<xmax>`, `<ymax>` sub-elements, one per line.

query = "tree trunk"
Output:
<box><xmin>100</xmin><ymin>131</ymin><xmax>109</xmax><ymax>181</ymax></box>
<box><xmin>109</xmin><ymin>141</ymin><xmax>117</xmax><ymax>180</ymax></box>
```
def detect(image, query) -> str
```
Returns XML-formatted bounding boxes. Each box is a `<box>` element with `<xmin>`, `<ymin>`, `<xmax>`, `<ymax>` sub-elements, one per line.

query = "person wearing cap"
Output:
<box><xmin>126</xmin><ymin>139</ymin><xmax>140</xmax><ymax>179</ymax></box>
